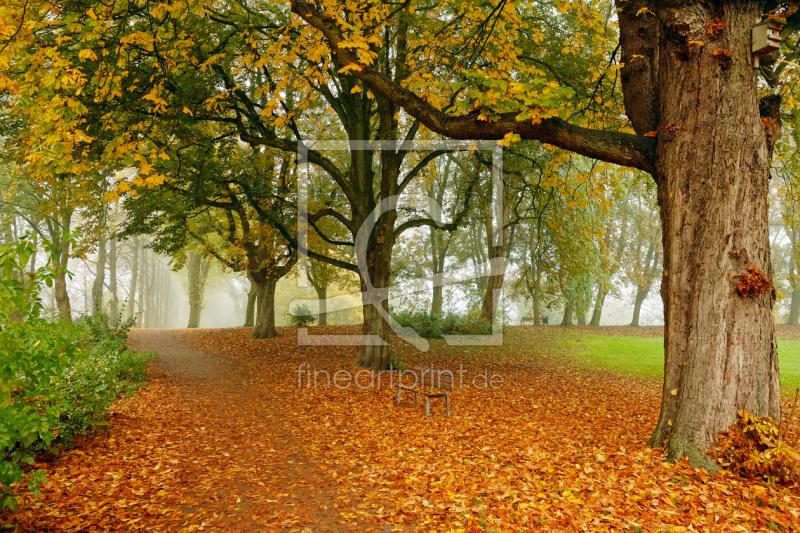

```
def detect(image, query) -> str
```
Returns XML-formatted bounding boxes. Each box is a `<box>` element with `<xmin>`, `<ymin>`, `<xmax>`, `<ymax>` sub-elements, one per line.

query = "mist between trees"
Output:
<box><xmin>5</xmin><ymin>0</ymin><xmax>800</xmax><ymax>470</ymax></box>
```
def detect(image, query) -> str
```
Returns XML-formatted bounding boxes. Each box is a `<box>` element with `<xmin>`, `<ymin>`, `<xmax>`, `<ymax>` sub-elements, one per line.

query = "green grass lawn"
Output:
<box><xmin>556</xmin><ymin>333</ymin><xmax>800</xmax><ymax>395</ymax></box>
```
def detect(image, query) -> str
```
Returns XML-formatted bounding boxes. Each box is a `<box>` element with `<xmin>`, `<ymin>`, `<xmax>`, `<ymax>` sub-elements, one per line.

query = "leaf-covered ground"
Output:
<box><xmin>3</xmin><ymin>326</ymin><xmax>800</xmax><ymax>532</ymax></box>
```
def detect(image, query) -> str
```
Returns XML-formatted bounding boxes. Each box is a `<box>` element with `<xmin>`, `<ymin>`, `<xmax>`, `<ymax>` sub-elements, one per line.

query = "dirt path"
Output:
<box><xmin>128</xmin><ymin>329</ymin><xmax>383</xmax><ymax>532</ymax></box>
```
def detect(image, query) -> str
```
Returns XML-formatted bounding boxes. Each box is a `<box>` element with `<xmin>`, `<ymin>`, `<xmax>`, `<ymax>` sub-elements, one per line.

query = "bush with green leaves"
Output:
<box><xmin>288</xmin><ymin>304</ymin><xmax>316</xmax><ymax>327</ymax></box>
<box><xmin>393</xmin><ymin>310</ymin><xmax>494</xmax><ymax>339</ymax></box>
<box><xmin>0</xmin><ymin>239</ymin><xmax>153</xmax><ymax>512</ymax></box>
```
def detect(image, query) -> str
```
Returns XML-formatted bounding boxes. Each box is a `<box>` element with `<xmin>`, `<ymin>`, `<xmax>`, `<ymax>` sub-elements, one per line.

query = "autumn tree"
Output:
<box><xmin>286</xmin><ymin>0</ymin><xmax>798</xmax><ymax>464</ymax></box>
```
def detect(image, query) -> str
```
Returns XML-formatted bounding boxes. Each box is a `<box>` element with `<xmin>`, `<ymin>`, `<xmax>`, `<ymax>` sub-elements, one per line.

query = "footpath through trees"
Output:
<box><xmin>3</xmin><ymin>328</ymin><xmax>799</xmax><ymax>531</ymax></box>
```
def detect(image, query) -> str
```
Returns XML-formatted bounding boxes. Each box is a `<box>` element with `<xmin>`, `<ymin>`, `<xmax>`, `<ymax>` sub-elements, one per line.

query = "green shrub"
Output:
<box><xmin>392</xmin><ymin>310</ymin><xmax>494</xmax><ymax>339</ymax></box>
<box><xmin>0</xmin><ymin>239</ymin><xmax>153</xmax><ymax>511</ymax></box>
<box><xmin>288</xmin><ymin>304</ymin><xmax>316</xmax><ymax>327</ymax></box>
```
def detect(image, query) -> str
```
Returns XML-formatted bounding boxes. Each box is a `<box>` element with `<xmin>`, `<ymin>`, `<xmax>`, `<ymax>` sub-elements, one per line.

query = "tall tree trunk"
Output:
<box><xmin>91</xmin><ymin>231</ymin><xmax>107</xmax><ymax>312</ymax></box>
<box><xmin>136</xmin><ymin>246</ymin><xmax>146</xmax><ymax>328</ymax></box>
<box><xmin>252</xmin><ymin>276</ymin><xmax>278</xmax><ymax>339</ymax></box>
<box><xmin>186</xmin><ymin>252</ymin><xmax>210</xmax><ymax>329</ymax></box>
<box><xmin>313</xmin><ymin>283</ymin><xmax>328</xmax><ymax>326</ymax></box>
<box><xmin>244</xmin><ymin>275</ymin><xmax>257</xmax><ymax>327</ymax></box>
<box><xmin>430</xmin><ymin>227</ymin><xmax>445</xmax><ymax>316</ymax></box>
<box><xmin>577</xmin><ymin>312</ymin><xmax>586</xmax><ymax>326</ymax></box>
<box><xmin>355</xmin><ymin>238</ymin><xmax>393</xmax><ymax>371</ymax></box>
<box><xmin>646</xmin><ymin>1</ymin><xmax>780</xmax><ymax>466</ymax></box>
<box><xmin>126</xmin><ymin>237</ymin><xmax>139</xmax><ymax>321</ymax></box>
<box><xmin>53</xmin><ymin>210</ymin><xmax>72</xmax><ymax>322</ymax></box>
<box><xmin>631</xmin><ymin>289</ymin><xmax>648</xmax><ymax>327</ymax></box>
<box><xmin>589</xmin><ymin>287</ymin><xmax>606</xmax><ymax>326</ymax></box>
<box><xmin>108</xmin><ymin>236</ymin><xmax>118</xmax><ymax>320</ymax></box>
<box><xmin>789</xmin><ymin>290</ymin><xmax>800</xmax><ymax>326</ymax></box>
<box><xmin>560</xmin><ymin>301</ymin><xmax>574</xmax><ymax>327</ymax></box>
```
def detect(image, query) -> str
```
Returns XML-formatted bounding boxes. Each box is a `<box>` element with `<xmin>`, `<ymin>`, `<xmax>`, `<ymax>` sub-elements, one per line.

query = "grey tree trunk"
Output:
<box><xmin>789</xmin><ymin>290</ymin><xmax>800</xmax><ymax>326</ymax></box>
<box><xmin>589</xmin><ymin>287</ymin><xmax>606</xmax><ymax>327</ymax></box>
<box><xmin>126</xmin><ymin>237</ymin><xmax>139</xmax><ymax>322</ymax></box>
<box><xmin>314</xmin><ymin>283</ymin><xmax>328</xmax><ymax>326</ymax></box>
<box><xmin>108</xmin><ymin>236</ymin><xmax>118</xmax><ymax>320</ymax></box>
<box><xmin>186</xmin><ymin>252</ymin><xmax>210</xmax><ymax>329</ymax></box>
<box><xmin>135</xmin><ymin>246</ymin><xmax>146</xmax><ymax>328</ymax></box>
<box><xmin>53</xmin><ymin>210</ymin><xmax>72</xmax><ymax>322</ymax></box>
<box><xmin>641</xmin><ymin>1</ymin><xmax>781</xmax><ymax>466</ymax></box>
<box><xmin>91</xmin><ymin>232</ymin><xmax>107</xmax><ymax>313</ymax></box>
<box><xmin>244</xmin><ymin>275</ymin><xmax>257</xmax><ymax>327</ymax></box>
<box><xmin>560</xmin><ymin>302</ymin><xmax>574</xmax><ymax>327</ymax></box>
<box><xmin>631</xmin><ymin>289</ymin><xmax>648</xmax><ymax>327</ymax></box>
<box><xmin>252</xmin><ymin>277</ymin><xmax>278</xmax><ymax>339</ymax></box>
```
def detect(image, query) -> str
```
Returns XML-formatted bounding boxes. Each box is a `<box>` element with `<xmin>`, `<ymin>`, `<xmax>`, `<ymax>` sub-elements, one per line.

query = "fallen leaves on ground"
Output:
<box><xmin>3</xmin><ymin>326</ymin><xmax>800</xmax><ymax>532</ymax></box>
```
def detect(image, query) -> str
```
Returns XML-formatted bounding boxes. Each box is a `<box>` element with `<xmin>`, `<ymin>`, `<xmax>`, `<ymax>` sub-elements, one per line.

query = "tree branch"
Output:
<box><xmin>290</xmin><ymin>0</ymin><xmax>656</xmax><ymax>174</ymax></box>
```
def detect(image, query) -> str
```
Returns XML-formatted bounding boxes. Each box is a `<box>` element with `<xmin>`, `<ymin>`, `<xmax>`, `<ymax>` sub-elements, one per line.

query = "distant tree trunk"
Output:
<box><xmin>91</xmin><ymin>231</ymin><xmax>107</xmax><ymax>313</ymax></box>
<box><xmin>108</xmin><ymin>236</ymin><xmax>118</xmax><ymax>320</ymax></box>
<box><xmin>252</xmin><ymin>276</ymin><xmax>278</xmax><ymax>339</ymax></box>
<box><xmin>531</xmin><ymin>289</ymin><xmax>540</xmax><ymax>322</ymax></box>
<box><xmin>429</xmin><ymin>226</ymin><xmax>448</xmax><ymax>316</ymax></box>
<box><xmin>560</xmin><ymin>301</ymin><xmax>574</xmax><ymax>327</ymax></box>
<box><xmin>52</xmin><ymin>210</ymin><xmax>72</xmax><ymax>322</ymax></box>
<box><xmin>631</xmin><ymin>289</ymin><xmax>648</xmax><ymax>327</ymax></box>
<box><xmin>244</xmin><ymin>275</ymin><xmax>257</xmax><ymax>327</ymax></box>
<box><xmin>631</xmin><ymin>237</ymin><xmax>659</xmax><ymax>327</ymax></box>
<box><xmin>136</xmin><ymin>247</ymin><xmax>146</xmax><ymax>328</ymax></box>
<box><xmin>314</xmin><ymin>283</ymin><xmax>328</xmax><ymax>326</ymax></box>
<box><xmin>143</xmin><ymin>251</ymin><xmax>152</xmax><ymax>328</ymax></box>
<box><xmin>126</xmin><ymin>237</ymin><xmax>139</xmax><ymax>322</ymax></box>
<box><xmin>186</xmin><ymin>252</ymin><xmax>210</xmax><ymax>328</ymax></box>
<box><xmin>29</xmin><ymin>230</ymin><xmax>37</xmax><ymax>277</ymax></box>
<box><xmin>577</xmin><ymin>312</ymin><xmax>586</xmax><ymax>326</ymax></box>
<box><xmin>789</xmin><ymin>290</ymin><xmax>800</xmax><ymax>326</ymax></box>
<box><xmin>589</xmin><ymin>287</ymin><xmax>606</xmax><ymax>326</ymax></box>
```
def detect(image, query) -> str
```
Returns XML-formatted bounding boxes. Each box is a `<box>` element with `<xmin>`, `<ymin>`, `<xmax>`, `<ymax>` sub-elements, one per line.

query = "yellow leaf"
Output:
<box><xmin>78</xmin><ymin>49</ymin><xmax>98</xmax><ymax>61</ymax></box>
<box><xmin>183</xmin><ymin>107</ymin><xmax>193</xmax><ymax>116</ymax></box>
<box><xmin>670</xmin><ymin>389</ymin><xmax>678</xmax><ymax>395</ymax></box>
<box><xmin>351</xmin><ymin>85</ymin><xmax>362</xmax><ymax>93</ymax></box>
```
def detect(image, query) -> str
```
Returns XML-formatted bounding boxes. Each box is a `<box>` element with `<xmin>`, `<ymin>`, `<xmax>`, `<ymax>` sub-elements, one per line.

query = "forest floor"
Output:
<box><xmin>4</xmin><ymin>326</ymin><xmax>800</xmax><ymax>532</ymax></box>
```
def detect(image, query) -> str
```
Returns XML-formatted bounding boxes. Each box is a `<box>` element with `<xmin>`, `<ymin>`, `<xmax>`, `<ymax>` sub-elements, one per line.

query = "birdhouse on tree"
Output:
<box><xmin>752</xmin><ymin>19</ymin><xmax>785</xmax><ymax>67</ymax></box>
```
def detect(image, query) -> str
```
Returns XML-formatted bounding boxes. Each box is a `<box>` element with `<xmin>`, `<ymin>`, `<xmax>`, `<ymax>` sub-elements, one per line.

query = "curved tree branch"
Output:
<box><xmin>290</xmin><ymin>0</ymin><xmax>656</xmax><ymax>174</ymax></box>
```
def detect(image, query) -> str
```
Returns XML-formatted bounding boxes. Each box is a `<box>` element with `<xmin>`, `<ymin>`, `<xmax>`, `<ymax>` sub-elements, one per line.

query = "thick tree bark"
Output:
<box><xmin>244</xmin><ymin>275</ymin><xmax>257</xmax><ymax>327</ymax></box>
<box><xmin>648</xmin><ymin>2</ymin><xmax>781</xmax><ymax>467</ymax></box>
<box><xmin>355</xmin><ymin>234</ymin><xmax>393</xmax><ymax>371</ymax></box>
<box><xmin>126</xmin><ymin>237</ymin><xmax>139</xmax><ymax>322</ymax></box>
<box><xmin>252</xmin><ymin>276</ymin><xmax>278</xmax><ymax>339</ymax></box>
<box><xmin>108</xmin><ymin>236</ymin><xmax>118</xmax><ymax>320</ymax></box>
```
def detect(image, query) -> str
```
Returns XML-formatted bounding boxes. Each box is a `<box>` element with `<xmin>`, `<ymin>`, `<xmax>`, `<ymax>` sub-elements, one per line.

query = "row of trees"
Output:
<box><xmin>3</xmin><ymin>0</ymin><xmax>800</xmax><ymax>467</ymax></box>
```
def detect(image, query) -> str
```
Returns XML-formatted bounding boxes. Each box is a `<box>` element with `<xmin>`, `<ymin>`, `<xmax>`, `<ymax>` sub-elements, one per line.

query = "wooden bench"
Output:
<box><xmin>521</xmin><ymin>316</ymin><xmax>547</xmax><ymax>325</ymax></box>
<box><xmin>396</xmin><ymin>366</ymin><xmax>452</xmax><ymax>418</ymax></box>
